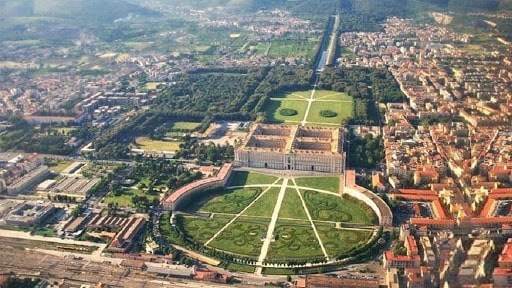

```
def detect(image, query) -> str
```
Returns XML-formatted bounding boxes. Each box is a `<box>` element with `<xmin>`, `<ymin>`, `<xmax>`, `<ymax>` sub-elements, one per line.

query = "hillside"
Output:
<box><xmin>413</xmin><ymin>0</ymin><xmax>512</xmax><ymax>12</ymax></box>
<box><xmin>0</xmin><ymin>0</ymin><xmax>158</xmax><ymax>21</ymax></box>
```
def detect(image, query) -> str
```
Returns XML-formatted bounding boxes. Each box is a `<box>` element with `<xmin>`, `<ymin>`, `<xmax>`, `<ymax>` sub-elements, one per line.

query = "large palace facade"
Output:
<box><xmin>235</xmin><ymin>124</ymin><xmax>344</xmax><ymax>173</ymax></box>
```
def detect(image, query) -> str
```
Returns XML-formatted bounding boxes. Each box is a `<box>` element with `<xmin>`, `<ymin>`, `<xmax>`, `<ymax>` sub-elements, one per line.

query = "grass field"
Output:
<box><xmin>48</xmin><ymin>159</ymin><xmax>74</xmax><ymax>173</ymax></box>
<box><xmin>312</xmin><ymin>90</ymin><xmax>352</xmax><ymax>101</ymax></box>
<box><xmin>228</xmin><ymin>171</ymin><xmax>279</xmax><ymax>186</ymax></box>
<box><xmin>302</xmin><ymin>191</ymin><xmax>377</xmax><ymax>225</ymax></box>
<box><xmin>167</xmin><ymin>171</ymin><xmax>378</xmax><ymax>272</ymax></box>
<box><xmin>267</xmin><ymin>38</ymin><xmax>318</xmax><ymax>60</ymax></box>
<box><xmin>57</xmin><ymin>127</ymin><xmax>77</xmax><ymax>135</ymax></box>
<box><xmin>103</xmin><ymin>187</ymin><xmax>159</xmax><ymax>207</ymax></box>
<box><xmin>160</xmin><ymin>213</ymin><xmax>186</xmax><ymax>246</ymax></box>
<box><xmin>294</xmin><ymin>176</ymin><xmax>339</xmax><ymax>193</ymax></box>
<box><xmin>267</xmin><ymin>221</ymin><xmax>324</xmax><ymax>260</ymax></box>
<box><xmin>316</xmin><ymin>224</ymin><xmax>373</xmax><ymax>257</ymax></box>
<box><xmin>264</xmin><ymin>98</ymin><xmax>308</xmax><ymax>123</ymax></box>
<box><xmin>199</xmin><ymin>187</ymin><xmax>262</xmax><ymax>214</ymax></box>
<box><xmin>242</xmin><ymin>187</ymin><xmax>280</xmax><ymax>218</ymax></box>
<box><xmin>263</xmin><ymin>90</ymin><xmax>353</xmax><ymax>127</ymax></box>
<box><xmin>133</xmin><ymin>137</ymin><xmax>182</xmax><ymax>152</ymax></box>
<box><xmin>225</xmin><ymin>263</ymin><xmax>256</xmax><ymax>273</ymax></box>
<box><xmin>261</xmin><ymin>267</ymin><xmax>296</xmax><ymax>275</ymax></box>
<box><xmin>306</xmin><ymin>101</ymin><xmax>353</xmax><ymax>125</ymax></box>
<box><xmin>208</xmin><ymin>219</ymin><xmax>268</xmax><ymax>256</ymax></box>
<box><xmin>182</xmin><ymin>217</ymin><xmax>230</xmax><ymax>243</ymax></box>
<box><xmin>171</xmin><ymin>121</ymin><xmax>201</xmax><ymax>131</ymax></box>
<box><xmin>278</xmin><ymin>189</ymin><xmax>308</xmax><ymax>220</ymax></box>
<box><xmin>145</xmin><ymin>82</ymin><xmax>161</xmax><ymax>90</ymax></box>
<box><xmin>251</xmin><ymin>42</ymin><xmax>270</xmax><ymax>56</ymax></box>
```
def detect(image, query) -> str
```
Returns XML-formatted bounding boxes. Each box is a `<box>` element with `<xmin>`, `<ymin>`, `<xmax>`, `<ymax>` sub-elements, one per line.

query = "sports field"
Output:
<box><xmin>132</xmin><ymin>137</ymin><xmax>182</xmax><ymax>152</ymax></box>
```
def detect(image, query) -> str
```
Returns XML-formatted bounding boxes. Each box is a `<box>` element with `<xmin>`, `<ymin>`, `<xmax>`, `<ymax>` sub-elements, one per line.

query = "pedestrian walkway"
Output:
<box><xmin>300</xmin><ymin>80</ymin><xmax>318</xmax><ymax>126</ymax></box>
<box><xmin>204</xmin><ymin>178</ymin><xmax>282</xmax><ymax>246</ymax></box>
<box><xmin>291</xmin><ymin>178</ymin><xmax>329</xmax><ymax>261</ymax></box>
<box><xmin>255</xmin><ymin>178</ymin><xmax>289</xmax><ymax>275</ymax></box>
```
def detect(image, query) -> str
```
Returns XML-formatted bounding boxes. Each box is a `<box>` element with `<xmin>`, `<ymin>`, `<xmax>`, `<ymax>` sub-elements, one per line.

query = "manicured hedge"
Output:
<box><xmin>279</xmin><ymin>108</ymin><xmax>298</xmax><ymax>116</ymax></box>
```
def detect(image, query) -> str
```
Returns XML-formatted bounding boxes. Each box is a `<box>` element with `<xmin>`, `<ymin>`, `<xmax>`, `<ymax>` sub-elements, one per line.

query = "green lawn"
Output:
<box><xmin>228</xmin><ymin>171</ymin><xmax>279</xmax><ymax>186</ymax></box>
<box><xmin>242</xmin><ymin>187</ymin><xmax>280</xmax><ymax>218</ymax></box>
<box><xmin>32</xmin><ymin>227</ymin><xmax>57</xmax><ymax>237</ymax></box>
<box><xmin>199</xmin><ymin>187</ymin><xmax>262</xmax><ymax>214</ymax></box>
<box><xmin>226</xmin><ymin>263</ymin><xmax>256</xmax><ymax>273</ymax></box>
<box><xmin>267</xmin><ymin>38</ymin><xmax>318</xmax><ymax>59</ymax></box>
<box><xmin>182</xmin><ymin>216</ymin><xmax>230</xmax><ymax>243</ymax></box>
<box><xmin>171</xmin><ymin>174</ymin><xmax>380</xmax><ymax>269</ymax></box>
<box><xmin>312</xmin><ymin>90</ymin><xmax>352</xmax><ymax>101</ymax></box>
<box><xmin>267</xmin><ymin>221</ymin><xmax>325</xmax><ymax>261</ymax></box>
<box><xmin>287</xmin><ymin>91</ymin><xmax>312</xmax><ymax>99</ymax></box>
<box><xmin>171</xmin><ymin>121</ymin><xmax>201</xmax><ymax>131</ymax></box>
<box><xmin>103</xmin><ymin>187</ymin><xmax>159</xmax><ymax>207</ymax></box>
<box><xmin>160</xmin><ymin>213</ymin><xmax>186</xmax><ymax>246</ymax></box>
<box><xmin>316</xmin><ymin>224</ymin><xmax>373</xmax><ymax>257</ymax></box>
<box><xmin>306</xmin><ymin>101</ymin><xmax>353</xmax><ymax>125</ymax></box>
<box><xmin>57</xmin><ymin>127</ymin><xmax>77</xmax><ymax>135</ymax></box>
<box><xmin>278</xmin><ymin>189</ymin><xmax>308</xmax><ymax>220</ymax></box>
<box><xmin>294</xmin><ymin>177</ymin><xmax>340</xmax><ymax>193</ymax></box>
<box><xmin>251</xmin><ymin>42</ymin><xmax>270</xmax><ymax>56</ymax></box>
<box><xmin>47</xmin><ymin>159</ymin><xmax>74</xmax><ymax>173</ymax></box>
<box><xmin>208</xmin><ymin>219</ymin><xmax>268</xmax><ymax>256</ymax></box>
<box><xmin>263</xmin><ymin>89</ymin><xmax>353</xmax><ymax>127</ymax></box>
<box><xmin>145</xmin><ymin>82</ymin><xmax>161</xmax><ymax>90</ymax></box>
<box><xmin>301</xmin><ymin>191</ymin><xmax>377</xmax><ymax>225</ymax></box>
<box><xmin>133</xmin><ymin>137</ymin><xmax>182</xmax><ymax>152</ymax></box>
<box><xmin>261</xmin><ymin>267</ymin><xmax>296</xmax><ymax>275</ymax></box>
<box><xmin>264</xmin><ymin>98</ymin><xmax>308</xmax><ymax>123</ymax></box>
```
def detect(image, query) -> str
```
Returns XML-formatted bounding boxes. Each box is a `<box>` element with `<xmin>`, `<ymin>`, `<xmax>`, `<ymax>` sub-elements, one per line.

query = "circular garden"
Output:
<box><xmin>168</xmin><ymin>172</ymin><xmax>381</xmax><ymax>273</ymax></box>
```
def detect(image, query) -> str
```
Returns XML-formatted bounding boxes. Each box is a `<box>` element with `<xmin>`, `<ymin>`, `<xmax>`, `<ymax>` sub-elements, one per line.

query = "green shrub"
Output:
<box><xmin>279</xmin><ymin>108</ymin><xmax>298</xmax><ymax>116</ymax></box>
<box><xmin>319</xmin><ymin>110</ymin><xmax>337</xmax><ymax>117</ymax></box>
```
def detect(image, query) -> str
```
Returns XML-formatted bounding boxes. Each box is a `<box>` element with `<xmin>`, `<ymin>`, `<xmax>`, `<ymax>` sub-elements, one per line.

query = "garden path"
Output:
<box><xmin>204</xmin><ymin>178</ymin><xmax>283</xmax><ymax>246</ymax></box>
<box><xmin>291</xmin><ymin>178</ymin><xmax>329</xmax><ymax>261</ymax></box>
<box><xmin>300</xmin><ymin>79</ymin><xmax>318</xmax><ymax>126</ymax></box>
<box><xmin>255</xmin><ymin>178</ymin><xmax>289</xmax><ymax>275</ymax></box>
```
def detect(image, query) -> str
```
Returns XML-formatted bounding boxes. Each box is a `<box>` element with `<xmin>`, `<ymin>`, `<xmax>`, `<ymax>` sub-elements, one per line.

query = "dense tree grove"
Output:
<box><xmin>156</xmin><ymin>67</ymin><xmax>268</xmax><ymax>117</ymax></box>
<box><xmin>319</xmin><ymin>67</ymin><xmax>404</xmax><ymax>103</ymax></box>
<box><xmin>174</xmin><ymin>139</ymin><xmax>235</xmax><ymax>164</ymax></box>
<box><xmin>93</xmin><ymin>66</ymin><xmax>314</xmax><ymax>155</ymax></box>
<box><xmin>130</xmin><ymin>158</ymin><xmax>203</xmax><ymax>191</ymax></box>
<box><xmin>2</xmin><ymin>276</ymin><xmax>42</xmax><ymax>288</ymax></box>
<box><xmin>319</xmin><ymin>67</ymin><xmax>403</xmax><ymax>125</ymax></box>
<box><xmin>347</xmin><ymin>132</ymin><xmax>384</xmax><ymax>169</ymax></box>
<box><xmin>0</xmin><ymin>116</ymin><xmax>95</xmax><ymax>155</ymax></box>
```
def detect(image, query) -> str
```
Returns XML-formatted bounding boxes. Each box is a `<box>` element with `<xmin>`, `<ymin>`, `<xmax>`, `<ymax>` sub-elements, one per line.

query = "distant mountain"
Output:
<box><xmin>153</xmin><ymin>0</ymin><xmax>289</xmax><ymax>11</ymax></box>
<box><xmin>0</xmin><ymin>0</ymin><xmax>159</xmax><ymax>22</ymax></box>
<box><xmin>419</xmin><ymin>0</ymin><xmax>512</xmax><ymax>12</ymax></box>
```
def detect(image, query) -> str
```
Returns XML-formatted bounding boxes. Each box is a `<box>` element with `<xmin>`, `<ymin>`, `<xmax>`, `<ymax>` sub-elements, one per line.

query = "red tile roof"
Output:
<box><xmin>163</xmin><ymin>163</ymin><xmax>232</xmax><ymax>205</ymax></box>
<box><xmin>432</xmin><ymin>200</ymin><xmax>448</xmax><ymax>219</ymax></box>
<box><xmin>120</xmin><ymin>259</ymin><xmax>145</xmax><ymax>269</ymax></box>
<box><xmin>406</xmin><ymin>235</ymin><xmax>419</xmax><ymax>256</ymax></box>
<box><xmin>493</xmin><ymin>267</ymin><xmax>512</xmax><ymax>277</ymax></box>
<box><xmin>398</xmin><ymin>189</ymin><xmax>437</xmax><ymax>196</ymax></box>
<box><xmin>499</xmin><ymin>238</ymin><xmax>512</xmax><ymax>266</ymax></box>
<box><xmin>480</xmin><ymin>198</ymin><xmax>496</xmax><ymax>217</ymax></box>
<box><xmin>385</xmin><ymin>250</ymin><xmax>421</xmax><ymax>262</ymax></box>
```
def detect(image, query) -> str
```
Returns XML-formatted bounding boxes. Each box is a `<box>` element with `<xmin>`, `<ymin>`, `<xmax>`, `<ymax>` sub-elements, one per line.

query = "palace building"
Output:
<box><xmin>235</xmin><ymin>124</ymin><xmax>344</xmax><ymax>173</ymax></box>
